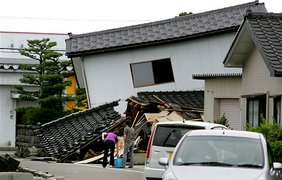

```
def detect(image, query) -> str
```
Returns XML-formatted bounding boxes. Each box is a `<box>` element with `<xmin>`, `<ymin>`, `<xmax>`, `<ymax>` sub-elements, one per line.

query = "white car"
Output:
<box><xmin>143</xmin><ymin>121</ymin><xmax>228</xmax><ymax>180</ymax></box>
<box><xmin>159</xmin><ymin>130</ymin><xmax>282</xmax><ymax>180</ymax></box>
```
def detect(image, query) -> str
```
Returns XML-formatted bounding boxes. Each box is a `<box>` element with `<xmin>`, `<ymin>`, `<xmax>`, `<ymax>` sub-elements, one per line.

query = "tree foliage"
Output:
<box><xmin>75</xmin><ymin>88</ymin><xmax>88</xmax><ymax>109</ymax></box>
<box><xmin>16</xmin><ymin>38</ymin><xmax>73</xmax><ymax>124</ymax></box>
<box><xmin>178</xmin><ymin>12</ymin><xmax>193</xmax><ymax>16</ymax></box>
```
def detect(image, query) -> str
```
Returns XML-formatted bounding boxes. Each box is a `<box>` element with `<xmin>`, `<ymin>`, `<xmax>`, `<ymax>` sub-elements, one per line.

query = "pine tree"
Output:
<box><xmin>16</xmin><ymin>38</ymin><xmax>73</xmax><ymax>124</ymax></box>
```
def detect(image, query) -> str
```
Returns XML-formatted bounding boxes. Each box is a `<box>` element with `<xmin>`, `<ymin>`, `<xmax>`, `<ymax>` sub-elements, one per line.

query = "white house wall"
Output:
<box><xmin>0</xmin><ymin>32</ymin><xmax>69</xmax><ymax>59</ymax></box>
<box><xmin>0</xmin><ymin>86</ymin><xmax>16</xmax><ymax>147</ymax></box>
<box><xmin>242</xmin><ymin>48</ymin><xmax>282</xmax><ymax>121</ymax></box>
<box><xmin>0</xmin><ymin>72</ymin><xmax>29</xmax><ymax>85</ymax></box>
<box><xmin>82</xmin><ymin>32</ymin><xmax>241</xmax><ymax>113</ymax></box>
<box><xmin>204</xmin><ymin>78</ymin><xmax>242</xmax><ymax>127</ymax></box>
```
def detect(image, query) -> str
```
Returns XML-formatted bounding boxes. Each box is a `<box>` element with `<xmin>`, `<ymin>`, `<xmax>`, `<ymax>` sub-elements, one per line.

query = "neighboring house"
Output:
<box><xmin>195</xmin><ymin>12</ymin><xmax>282</xmax><ymax>130</ymax></box>
<box><xmin>193</xmin><ymin>73</ymin><xmax>242</xmax><ymax>130</ymax></box>
<box><xmin>0</xmin><ymin>31</ymin><xmax>75</xmax><ymax>148</ymax></box>
<box><xmin>66</xmin><ymin>1</ymin><xmax>267</xmax><ymax>113</ymax></box>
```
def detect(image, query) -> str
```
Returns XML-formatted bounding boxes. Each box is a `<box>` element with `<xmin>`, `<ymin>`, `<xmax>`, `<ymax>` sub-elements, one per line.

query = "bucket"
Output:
<box><xmin>114</xmin><ymin>157</ymin><xmax>123</xmax><ymax>168</ymax></box>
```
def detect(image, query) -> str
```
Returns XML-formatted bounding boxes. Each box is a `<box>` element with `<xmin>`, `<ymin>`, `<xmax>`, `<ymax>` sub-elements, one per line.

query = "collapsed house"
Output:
<box><xmin>124</xmin><ymin>90</ymin><xmax>204</xmax><ymax>150</ymax></box>
<box><xmin>34</xmin><ymin>100</ymin><xmax>124</xmax><ymax>163</ymax></box>
<box><xmin>34</xmin><ymin>90</ymin><xmax>204</xmax><ymax>162</ymax></box>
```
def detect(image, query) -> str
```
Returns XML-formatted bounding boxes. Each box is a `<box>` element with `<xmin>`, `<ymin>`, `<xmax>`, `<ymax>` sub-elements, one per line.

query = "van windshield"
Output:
<box><xmin>152</xmin><ymin>125</ymin><xmax>204</xmax><ymax>147</ymax></box>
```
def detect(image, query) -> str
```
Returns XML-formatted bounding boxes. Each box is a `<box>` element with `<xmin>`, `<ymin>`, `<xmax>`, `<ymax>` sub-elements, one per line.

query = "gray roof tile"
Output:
<box><xmin>193</xmin><ymin>73</ymin><xmax>242</xmax><ymax>79</ymax></box>
<box><xmin>35</xmin><ymin>101</ymin><xmax>121</xmax><ymax>161</ymax></box>
<box><xmin>246</xmin><ymin>13</ymin><xmax>282</xmax><ymax>76</ymax></box>
<box><xmin>66</xmin><ymin>1</ymin><xmax>266</xmax><ymax>57</ymax></box>
<box><xmin>129</xmin><ymin>90</ymin><xmax>204</xmax><ymax>110</ymax></box>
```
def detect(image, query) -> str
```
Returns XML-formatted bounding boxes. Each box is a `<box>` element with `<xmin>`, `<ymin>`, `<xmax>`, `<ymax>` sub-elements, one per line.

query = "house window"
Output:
<box><xmin>247</xmin><ymin>96</ymin><xmax>266</xmax><ymax>127</ymax></box>
<box><xmin>130</xmin><ymin>58</ymin><xmax>174</xmax><ymax>88</ymax></box>
<box><xmin>273</xmin><ymin>96</ymin><xmax>281</xmax><ymax>124</ymax></box>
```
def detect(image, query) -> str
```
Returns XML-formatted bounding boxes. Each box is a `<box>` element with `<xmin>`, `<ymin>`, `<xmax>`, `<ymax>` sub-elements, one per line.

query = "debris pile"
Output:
<box><xmin>34</xmin><ymin>91</ymin><xmax>204</xmax><ymax>163</ymax></box>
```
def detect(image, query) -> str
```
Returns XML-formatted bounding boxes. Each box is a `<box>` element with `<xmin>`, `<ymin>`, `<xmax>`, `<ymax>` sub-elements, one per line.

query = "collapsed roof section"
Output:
<box><xmin>34</xmin><ymin>100</ymin><xmax>122</xmax><ymax>161</ymax></box>
<box><xmin>126</xmin><ymin>91</ymin><xmax>204</xmax><ymax>123</ymax></box>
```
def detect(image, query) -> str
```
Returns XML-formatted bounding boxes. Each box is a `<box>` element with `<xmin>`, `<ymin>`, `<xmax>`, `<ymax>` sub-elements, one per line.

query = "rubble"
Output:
<box><xmin>33</xmin><ymin>91</ymin><xmax>204</xmax><ymax>163</ymax></box>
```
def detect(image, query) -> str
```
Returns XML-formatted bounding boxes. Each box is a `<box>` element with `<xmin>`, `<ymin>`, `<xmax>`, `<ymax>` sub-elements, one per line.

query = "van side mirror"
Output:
<box><xmin>273</xmin><ymin>162</ymin><xmax>282</xmax><ymax>170</ymax></box>
<box><xmin>159</xmin><ymin>157</ymin><xmax>169</xmax><ymax>166</ymax></box>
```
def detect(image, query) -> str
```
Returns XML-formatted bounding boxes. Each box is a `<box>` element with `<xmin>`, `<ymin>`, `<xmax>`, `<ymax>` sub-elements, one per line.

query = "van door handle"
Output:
<box><xmin>154</xmin><ymin>149</ymin><xmax>161</xmax><ymax>152</ymax></box>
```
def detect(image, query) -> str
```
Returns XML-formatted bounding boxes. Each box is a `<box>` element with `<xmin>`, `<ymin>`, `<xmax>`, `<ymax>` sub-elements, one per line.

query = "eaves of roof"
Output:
<box><xmin>193</xmin><ymin>73</ymin><xmax>242</xmax><ymax>79</ymax></box>
<box><xmin>66</xmin><ymin>1</ymin><xmax>267</xmax><ymax>57</ymax></box>
<box><xmin>224</xmin><ymin>12</ymin><xmax>282</xmax><ymax>77</ymax></box>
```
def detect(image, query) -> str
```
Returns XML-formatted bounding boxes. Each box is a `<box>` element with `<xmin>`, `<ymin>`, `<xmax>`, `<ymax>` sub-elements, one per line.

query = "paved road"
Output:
<box><xmin>18</xmin><ymin>158</ymin><xmax>144</xmax><ymax>180</ymax></box>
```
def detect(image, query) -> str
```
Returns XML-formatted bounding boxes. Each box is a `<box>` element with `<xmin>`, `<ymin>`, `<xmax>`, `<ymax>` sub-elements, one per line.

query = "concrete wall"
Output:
<box><xmin>81</xmin><ymin>32</ymin><xmax>241</xmax><ymax>113</ymax></box>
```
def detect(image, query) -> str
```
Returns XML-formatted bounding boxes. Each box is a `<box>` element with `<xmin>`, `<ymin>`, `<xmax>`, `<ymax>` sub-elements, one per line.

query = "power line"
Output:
<box><xmin>0</xmin><ymin>15</ymin><xmax>152</xmax><ymax>23</ymax></box>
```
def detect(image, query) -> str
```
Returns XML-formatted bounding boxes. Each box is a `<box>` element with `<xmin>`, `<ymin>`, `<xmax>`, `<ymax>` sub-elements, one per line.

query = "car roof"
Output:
<box><xmin>154</xmin><ymin>120</ymin><xmax>227</xmax><ymax>129</ymax></box>
<box><xmin>186</xmin><ymin>129</ymin><xmax>261</xmax><ymax>139</ymax></box>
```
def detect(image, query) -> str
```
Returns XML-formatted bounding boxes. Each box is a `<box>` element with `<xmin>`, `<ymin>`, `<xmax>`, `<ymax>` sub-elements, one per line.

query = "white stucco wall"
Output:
<box><xmin>204</xmin><ymin>77</ymin><xmax>242</xmax><ymax>122</ymax></box>
<box><xmin>0</xmin><ymin>86</ymin><xmax>16</xmax><ymax>147</ymax></box>
<box><xmin>242</xmin><ymin>48</ymin><xmax>282</xmax><ymax>95</ymax></box>
<box><xmin>81</xmin><ymin>32</ymin><xmax>241</xmax><ymax>113</ymax></box>
<box><xmin>242</xmin><ymin>48</ymin><xmax>282</xmax><ymax>121</ymax></box>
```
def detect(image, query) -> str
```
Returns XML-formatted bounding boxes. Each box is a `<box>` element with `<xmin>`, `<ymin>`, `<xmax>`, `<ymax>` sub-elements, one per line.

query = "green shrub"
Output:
<box><xmin>270</xmin><ymin>141</ymin><xmax>282</xmax><ymax>162</ymax></box>
<box><xmin>214</xmin><ymin>113</ymin><xmax>230</xmax><ymax>129</ymax></box>
<box><xmin>246</xmin><ymin>117</ymin><xmax>282</xmax><ymax>162</ymax></box>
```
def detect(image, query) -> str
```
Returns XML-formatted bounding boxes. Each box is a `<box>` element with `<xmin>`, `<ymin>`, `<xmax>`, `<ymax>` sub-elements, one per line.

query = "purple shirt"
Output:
<box><xmin>105</xmin><ymin>132</ymin><xmax>118</xmax><ymax>143</ymax></box>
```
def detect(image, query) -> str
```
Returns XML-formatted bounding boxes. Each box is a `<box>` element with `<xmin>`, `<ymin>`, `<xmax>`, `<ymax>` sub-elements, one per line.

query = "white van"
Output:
<box><xmin>143</xmin><ymin>121</ymin><xmax>228</xmax><ymax>180</ymax></box>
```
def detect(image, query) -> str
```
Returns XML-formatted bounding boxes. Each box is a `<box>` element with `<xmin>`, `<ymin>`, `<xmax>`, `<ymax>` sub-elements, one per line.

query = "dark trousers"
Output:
<box><xmin>103</xmin><ymin>140</ymin><xmax>115</xmax><ymax>167</ymax></box>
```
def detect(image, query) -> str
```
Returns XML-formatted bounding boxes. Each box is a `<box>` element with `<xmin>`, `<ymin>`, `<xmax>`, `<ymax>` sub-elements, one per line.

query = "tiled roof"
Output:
<box><xmin>66</xmin><ymin>1</ymin><xmax>266</xmax><ymax>57</ymax></box>
<box><xmin>193</xmin><ymin>73</ymin><xmax>242</xmax><ymax>79</ymax></box>
<box><xmin>246</xmin><ymin>13</ymin><xmax>282</xmax><ymax>76</ymax></box>
<box><xmin>129</xmin><ymin>91</ymin><xmax>204</xmax><ymax>110</ymax></box>
<box><xmin>0</xmin><ymin>63</ymin><xmax>73</xmax><ymax>72</ymax></box>
<box><xmin>34</xmin><ymin>101</ymin><xmax>122</xmax><ymax>161</ymax></box>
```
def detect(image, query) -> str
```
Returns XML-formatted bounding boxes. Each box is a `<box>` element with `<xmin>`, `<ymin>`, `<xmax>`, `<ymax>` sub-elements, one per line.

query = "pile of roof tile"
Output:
<box><xmin>126</xmin><ymin>91</ymin><xmax>204</xmax><ymax>121</ymax></box>
<box><xmin>34</xmin><ymin>101</ymin><xmax>121</xmax><ymax>160</ymax></box>
<box><xmin>134</xmin><ymin>91</ymin><xmax>204</xmax><ymax>110</ymax></box>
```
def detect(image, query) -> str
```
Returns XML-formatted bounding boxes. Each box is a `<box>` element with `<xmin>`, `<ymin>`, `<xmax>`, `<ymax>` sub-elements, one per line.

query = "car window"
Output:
<box><xmin>174</xmin><ymin>136</ymin><xmax>264</xmax><ymax>168</ymax></box>
<box><xmin>152</xmin><ymin>125</ymin><xmax>204</xmax><ymax>147</ymax></box>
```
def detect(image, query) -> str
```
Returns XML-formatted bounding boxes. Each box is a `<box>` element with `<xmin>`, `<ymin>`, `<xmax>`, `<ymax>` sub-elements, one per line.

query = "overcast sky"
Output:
<box><xmin>0</xmin><ymin>0</ymin><xmax>281</xmax><ymax>34</ymax></box>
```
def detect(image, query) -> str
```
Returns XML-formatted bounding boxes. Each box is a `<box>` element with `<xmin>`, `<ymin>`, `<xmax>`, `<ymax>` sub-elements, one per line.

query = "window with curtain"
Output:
<box><xmin>247</xmin><ymin>96</ymin><xmax>266</xmax><ymax>127</ymax></box>
<box><xmin>273</xmin><ymin>96</ymin><xmax>281</xmax><ymax>124</ymax></box>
